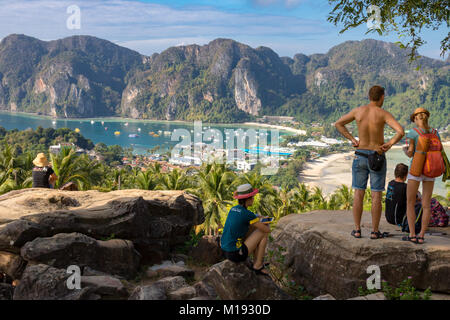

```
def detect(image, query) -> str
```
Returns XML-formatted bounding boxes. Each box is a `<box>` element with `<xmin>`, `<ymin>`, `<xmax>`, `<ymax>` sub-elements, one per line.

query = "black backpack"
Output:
<box><xmin>401</xmin><ymin>203</ymin><xmax>423</xmax><ymax>234</ymax></box>
<box><xmin>385</xmin><ymin>182</ymin><xmax>406</xmax><ymax>225</ymax></box>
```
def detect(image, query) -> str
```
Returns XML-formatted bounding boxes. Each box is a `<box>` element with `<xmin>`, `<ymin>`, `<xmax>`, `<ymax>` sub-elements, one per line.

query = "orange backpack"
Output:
<box><xmin>414</xmin><ymin>128</ymin><xmax>445</xmax><ymax>178</ymax></box>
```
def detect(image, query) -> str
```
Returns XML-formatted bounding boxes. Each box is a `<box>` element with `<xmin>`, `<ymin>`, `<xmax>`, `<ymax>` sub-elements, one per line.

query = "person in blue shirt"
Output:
<box><xmin>220</xmin><ymin>184</ymin><xmax>271</xmax><ymax>276</ymax></box>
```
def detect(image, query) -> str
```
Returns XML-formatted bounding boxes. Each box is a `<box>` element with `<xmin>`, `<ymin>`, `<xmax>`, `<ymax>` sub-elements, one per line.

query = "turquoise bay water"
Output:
<box><xmin>1</xmin><ymin>111</ymin><xmax>447</xmax><ymax>197</ymax></box>
<box><xmin>0</xmin><ymin>112</ymin><xmax>287</xmax><ymax>155</ymax></box>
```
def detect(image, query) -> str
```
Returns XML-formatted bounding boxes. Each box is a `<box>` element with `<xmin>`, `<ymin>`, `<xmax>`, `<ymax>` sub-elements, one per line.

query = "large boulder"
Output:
<box><xmin>20</xmin><ymin>233</ymin><xmax>141</xmax><ymax>278</ymax></box>
<box><xmin>128</xmin><ymin>285</ymin><xmax>167</xmax><ymax>300</ymax></box>
<box><xmin>270</xmin><ymin>210</ymin><xmax>450</xmax><ymax>299</ymax></box>
<box><xmin>189</xmin><ymin>235</ymin><xmax>224</xmax><ymax>265</ymax></box>
<box><xmin>0</xmin><ymin>189</ymin><xmax>204</xmax><ymax>299</ymax></box>
<box><xmin>13</xmin><ymin>264</ymin><xmax>94</xmax><ymax>300</ymax></box>
<box><xmin>0</xmin><ymin>189</ymin><xmax>204</xmax><ymax>263</ymax></box>
<box><xmin>202</xmin><ymin>260</ymin><xmax>292</xmax><ymax>300</ymax></box>
<box><xmin>80</xmin><ymin>275</ymin><xmax>128</xmax><ymax>299</ymax></box>
<box><xmin>0</xmin><ymin>251</ymin><xmax>27</xmax><ymax>279</ymax></box>
<box><xmin>0</xmin><ymin>220</ymin><xmax>48</xmax><ymax>253</ymax></box>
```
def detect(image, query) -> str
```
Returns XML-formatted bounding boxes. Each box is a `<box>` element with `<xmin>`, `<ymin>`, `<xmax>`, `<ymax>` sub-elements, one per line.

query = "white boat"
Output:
<box><xmin>138</xmin><ymin>128</ymin><xmax>141</xmax><ymax>132</ymax></box>
<box><xmin>101</xmin><ymin>121</ymin><xmax>104</xmax><ymax>125</ymax></box>
<box><xmin>124</xmin><ymin>122</ymin><xmax>129</xmax><ymax>126</ymax></box>
<box><xmin>90</xmin><ymin>120</ymin><xmax>94</xmax><ymax>124</ymax></box>
<box><xmin>52</xmin><ymin>121</ymin><xmax>56</xmax><ymax>125</ymax></box>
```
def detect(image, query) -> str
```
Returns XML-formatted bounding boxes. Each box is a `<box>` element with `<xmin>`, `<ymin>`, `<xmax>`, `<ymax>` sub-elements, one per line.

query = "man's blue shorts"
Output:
<box><xmin>352</xmin><ymin>149</ymin><xmax>387</xmax><ymax>192</ymax></box>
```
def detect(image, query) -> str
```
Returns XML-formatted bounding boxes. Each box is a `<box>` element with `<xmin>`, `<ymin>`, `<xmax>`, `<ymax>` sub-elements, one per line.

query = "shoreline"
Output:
<box><xmin>0</xmin><ymin>110</ymin><xmax>294</xmax><ymax>134</ymax></box>
<box><xmin>242</xmin><ymin>122</ymin><xmax>306</xmax><ymax>135</ymax></box>
<box><xmin>299</xmin><ymin>151</ymin><xmax>354</xmax><ymax>195</ymax></box>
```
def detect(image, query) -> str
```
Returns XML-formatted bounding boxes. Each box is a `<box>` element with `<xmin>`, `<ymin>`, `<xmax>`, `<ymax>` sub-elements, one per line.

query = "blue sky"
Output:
<box><xmin>0</xmin><ymin>0</ymin><xmax>447</xmax><ymax>60</ymax></box>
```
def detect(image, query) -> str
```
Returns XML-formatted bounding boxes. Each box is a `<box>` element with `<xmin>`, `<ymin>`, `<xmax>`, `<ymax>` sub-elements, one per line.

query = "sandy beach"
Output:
<box><xmin>299</xmin><ymin>146</ymin><xmax>449</xmax><ymax>197</ymax></box>
<box><xmin>299</xmin><ymin>152</ymin><xmax>354</xmax><ymax>195</ymax></box>
<box><xmin>243</xmin><ymin>122</ymin><xmax>306</xmax><ymax>135</ymax></box>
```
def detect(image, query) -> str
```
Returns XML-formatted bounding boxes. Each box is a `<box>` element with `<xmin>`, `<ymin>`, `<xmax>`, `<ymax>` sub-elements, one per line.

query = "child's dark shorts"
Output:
<box><xmin>222</xmin><ymin>244</ymin><xmax>248</xmax><ymax>263</ymax></box>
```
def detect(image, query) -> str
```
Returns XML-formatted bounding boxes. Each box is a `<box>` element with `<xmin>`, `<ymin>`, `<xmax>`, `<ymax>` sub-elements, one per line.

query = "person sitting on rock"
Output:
<box><xmin>385</xmin><ymin>163</ymin><xmax>408</xmax><ymax>226</ymax></box>
<box><xmin>220</xmin><ymin>183</ymin><xmax>271</xmax><ymax>276</ymax></box>
<box><xmin>32</xmin><ymin>153</ymin><xmax>58</xmax><ymax>189</ymax></box>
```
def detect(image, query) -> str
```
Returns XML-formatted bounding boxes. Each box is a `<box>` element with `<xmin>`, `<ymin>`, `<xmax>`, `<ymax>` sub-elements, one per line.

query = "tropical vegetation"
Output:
<box><xmin>1</xmin><ymin>127</ymin><xmax>447</xmax><ymax>235</ymax></box>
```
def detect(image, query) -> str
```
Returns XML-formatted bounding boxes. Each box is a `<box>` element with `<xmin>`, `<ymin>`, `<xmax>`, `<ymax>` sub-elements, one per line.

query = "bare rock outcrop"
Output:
<box><xmin>0</xmin><ymin>189</ymin><xmax>204</xmax><ymax>299</ymax></box>
<box><xmin>201</xmin><ymin>259</ymin><xmax>292</xmax><ymax>300</ymax></box>
<box><xmin>270</xmin><ymin>210</ymin><xmax>450</xmax><ymax>299</ymax></box>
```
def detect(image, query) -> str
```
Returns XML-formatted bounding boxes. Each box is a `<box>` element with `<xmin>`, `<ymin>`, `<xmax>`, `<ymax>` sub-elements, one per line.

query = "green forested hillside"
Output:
<box><xmin>0</xmin><ymin>35</ymin><xmax>448</xmax><ymax>128</ymax></box>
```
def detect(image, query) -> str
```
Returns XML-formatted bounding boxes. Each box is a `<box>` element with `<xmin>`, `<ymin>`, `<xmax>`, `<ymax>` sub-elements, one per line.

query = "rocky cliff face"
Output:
<box><xmin>0</xmin><ymin>35</ymin><xmax>448</xmax><ymax>125</ymax></box>
<box><xmin>0</xmin><ymin>34</ymin><xmax>143</xmax><ymax>118</ymax></box>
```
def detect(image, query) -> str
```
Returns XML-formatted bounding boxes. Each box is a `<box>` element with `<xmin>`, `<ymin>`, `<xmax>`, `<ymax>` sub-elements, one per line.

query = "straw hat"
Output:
<box><xmin>233</xmin><ymin>183</ymin><xmax>259</xmax><ymax>199</ymax></box>
<box><xmin>33</xmin><ymin>153</ymin><xmax>49</xmax><ymax>167</ymax></box>
<box><xmin>410</xmin><ymin>107</ymin><xmax>430</xmax><ymax>122</ymax></box>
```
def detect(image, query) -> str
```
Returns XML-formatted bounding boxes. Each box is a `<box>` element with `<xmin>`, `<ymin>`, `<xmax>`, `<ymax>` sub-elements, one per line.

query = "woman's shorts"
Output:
<box><xmin>407</xmin><ymin>173</ymin><xmax>435</xmax><ymax>182</ymax></box>
<box><xmin>222</xmin><ymin>244</ymin><xmax>248</xmax><ymax>263</ymax></box>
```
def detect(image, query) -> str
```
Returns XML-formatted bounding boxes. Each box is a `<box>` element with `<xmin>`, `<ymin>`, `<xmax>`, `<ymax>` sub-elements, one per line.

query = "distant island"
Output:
<box><xmin>0</xmin><ymin>34</ymin><xmax>448</xmax><ymax>129</ymax></box>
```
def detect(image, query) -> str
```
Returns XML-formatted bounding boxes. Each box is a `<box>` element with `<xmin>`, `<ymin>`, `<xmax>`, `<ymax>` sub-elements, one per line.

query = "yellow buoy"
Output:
<box><xmin>75</xmin><ymin>128</ymin><xmax>80</xmax><ymax>133</ymax></box>
<box><xmin>114</xmin><ymin>131</ymin><xmax>121</xmax><ymax>136</ymax></box>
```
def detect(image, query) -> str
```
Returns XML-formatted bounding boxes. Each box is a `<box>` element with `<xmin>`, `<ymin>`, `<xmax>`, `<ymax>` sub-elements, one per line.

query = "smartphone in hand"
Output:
<box><xmin>260</xmin><ymin>217</ymin><xmax>273</xmax><ymax>223</ymax></box>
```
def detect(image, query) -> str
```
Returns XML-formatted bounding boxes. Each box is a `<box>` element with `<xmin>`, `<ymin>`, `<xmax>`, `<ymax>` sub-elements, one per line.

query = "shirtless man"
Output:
<box><xmin>334</xmin><ymin>86</ymin><xmax>405</xmax><ymax>239</ymax></box>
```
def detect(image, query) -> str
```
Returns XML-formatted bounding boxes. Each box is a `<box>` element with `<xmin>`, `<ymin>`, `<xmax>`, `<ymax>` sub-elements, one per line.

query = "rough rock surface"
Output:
<box><xmin>0</xmin><ymin>251</ymin><xmax>27</xmax><ymax>279</ymax></box>
<box><xmin>270</xmin><ymin>210</ymin><xmax>450</xmax><ymax>299</ymax></box>
<box><xmin>167</xmin><ymin>286</ymin><xmax>197</xmax><ymax>300</ymax></box>
<box><xmin>0</xmin><ymin>189</ymin><xmax>204</xmax><ymax>299</ymax></box>
<box><xmin>20</xmin><ymin>233</ymin><xmax>141</xmax><ymax>278</ymax></box>
<box><xmin>80</xmin><ymin>275</ymin><xmax>128</xmax><ymax>298</ymax></box>
<box><xmin>147</xmin><ymin>261</ymin><xmax>195</xmax><ymax>278</ymax></box>
<box><xmin>202</xmin><ymin>259</ymin><xmax>292</xmax><ymax>300</ymax></box>
<box><xmin>128</xmin><ymin>284</ymin><xmax>167</xmax><ymax>300</ymax></box>
<box><xmin>13</xmin><ymin>264</ymin><xmax>94</xmax><ymax>300</ymax></box>
<box><xmin>0</xmin><ymin>189</ymin><xmax>204</xmax><ymax>264</ymax></box>
<box><xmin>189</xmin><ymin>235</ymin><xmax>224</xmax><ymax>265</ymax></box>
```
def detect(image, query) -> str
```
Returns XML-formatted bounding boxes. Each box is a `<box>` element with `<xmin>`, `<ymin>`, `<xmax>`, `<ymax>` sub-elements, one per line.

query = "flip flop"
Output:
<box><xmin>416</xmin><ymin>236</ymin><xmax>425</xmax><ymax>244</ymax></box>
<box><xmin>351</xmin><ymin>229</ymin><xmax>362</xmax><ymax>238</ymax></box>
<box><xmin>402</xmin><ymin>235</ymin><xmax>418</xmax><ymax>244</ymax></box>
<box><xmin>250</xmin><ymin>265</ymin><xmax>271</xmax><ymax>277</ymax></box>
<box><xmin>370</xmin><ymin>231</ymin><xmax>388</xmax><ymax>239</ymax></box>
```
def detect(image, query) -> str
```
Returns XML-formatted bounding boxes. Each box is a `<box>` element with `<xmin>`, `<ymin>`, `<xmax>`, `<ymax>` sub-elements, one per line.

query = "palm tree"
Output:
<box><xmin>50</xmin><ymin>147</ymin><xmax>89</xmax><ymax>189</ymax></box>
<box><xmin>159</xmin><ymin>168</ymin><xmax>191</xmax><ymax>190</ymax></box>
<box><xmin>191</xmin><ymin>162</ymin><xmax>237</xmax><ymax>235</ymax></box>
<box><xmin>311</xmin><ymin>186</ymin><xmax>327</xmax><ymax>210</ymax></box>
<box><xmin>335</xmin><ymin>184</ymin><xmax>354</xmax><ymax>210</ymax></box>
<box><xmin>292</xmin><ymin>183</ymin><xmax>313</xmax><ymax>212</ymax></box>
<box><xmin>274</xmin><ymin>186</ymin><xmax>295</xmax><ymax>223</ymax></box>
<box><xmin>135</xmin><ymin>170</ymin><xmax>160</xmax><ymax>190</ymax></box>
<box><xmin>0</xmin><ymin>143</ymin><xmax>33</xmax><ymax>194</ymax></box>
<box><xmin>327</xmin><ymin>193</ymin><xmax>340</xmax><ymax>210</ymax></box>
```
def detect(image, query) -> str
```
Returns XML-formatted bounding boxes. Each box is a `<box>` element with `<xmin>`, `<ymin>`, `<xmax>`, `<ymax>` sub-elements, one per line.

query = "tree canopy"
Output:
<box><xmin>327</xmin><ymin>0</ymin><xmax>450</xmax><ymax>61</ymax></box>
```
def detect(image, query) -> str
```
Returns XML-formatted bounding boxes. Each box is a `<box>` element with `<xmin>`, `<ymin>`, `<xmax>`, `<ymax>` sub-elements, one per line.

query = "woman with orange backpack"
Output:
<box><xmin>402</xmin><ymin>108</ymin><xmax>446</xmax><ymax>244</ymax></box>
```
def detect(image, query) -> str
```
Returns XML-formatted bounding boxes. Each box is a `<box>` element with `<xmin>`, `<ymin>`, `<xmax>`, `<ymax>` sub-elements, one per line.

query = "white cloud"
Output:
<box><xmin>0</xmin><ymin>0</ymin><xmax>327</xmax><ymax>57</ymax></box>
<box><xmin>251</xmin><ymin>0</ymin><xmax>306</xmax><ymax>8</ymax></box>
